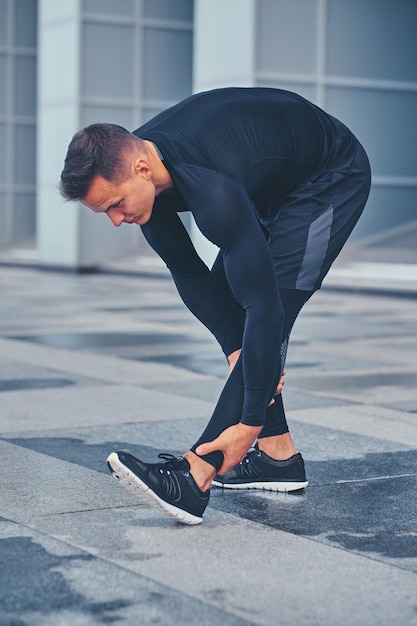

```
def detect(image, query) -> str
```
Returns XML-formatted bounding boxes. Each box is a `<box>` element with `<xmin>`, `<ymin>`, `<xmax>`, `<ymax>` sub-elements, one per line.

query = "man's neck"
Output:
<box><xmin>144</xmin><ymin>140</ymin><xmax>173</xmax><ymax>195</ymax></box>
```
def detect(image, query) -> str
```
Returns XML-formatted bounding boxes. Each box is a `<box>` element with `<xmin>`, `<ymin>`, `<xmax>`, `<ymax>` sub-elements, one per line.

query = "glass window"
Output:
<box><xmin>326</xmin><ymin>87</ymin><xmax>417</xmax><ymax>178</ymax></box>
<box><xmin>0</xmin><ymin>194</ymin><xmax>8</xmax><ymax>244</ymax></box>
<box><xmin>0</xmin><ymin>0</ymin><xmax>8</xmax><ymax>45</ymax></box>
<box><xmin>81</xmin><ymin>104</ymin><xmax>134</xmax><ymax>129</ymax></box>
<box><xmin>13</xmin><ymin>124</ymin><xmax>36</xmax><ymax>184</ymax></box>
<box><xmin>144</xmin><ymin>0</ymin><xmax>193</xmax><ymax>21</ymax></box>
<box><xmin>327</xmin><ymin>0</ymin><xmax>417</xmax><ymax>82</ymax></box>
<box><xmin>143</xmin><ymin>27</ymin><xmax>192</xmax><ymax>101</ymax></box>
<box><xmin>0</xmin><ymin>54</ymin><xmax>7</xmax><ymax>115</ymax></box>
<box><xmin>353</xmin><ymin>186</ymin><xmax>417</xmax><ymax>240</ymax></box>
<box><xmin>15</xmin><ymin>0</ymin><xmax>37</xmax><ymax>48</ymax></box>
<box><xmin>82</xmin><ymin>0</ymin><xmax>135</xmax><ymax>17</ymax></box>
<box><xmin>257</xmin><ymin>0</ymin><xmax>318</xmax><ymax>75</ymax></box>
<box><xmin>142</xmin><ymin>107</ymin><xmax>165</xmax><ymax>124</ymax></box>
<box><xmin>14</xmin><ymin>55</ymin><xmax>37</xmax><ymax>116</ymax></box>
<box><xmin>82</xmin><ymin>22</ymin><xmax>134</xmax><ymax>98</ymax></box>
<box><xmin>0</xmin><ymin>123</ymin><xmax>6</xmax><ymax>182</ymax></box>
<box><xmin>256</xmin><ymin>78</ymin><xmax>317</xmax><ymax>104</ymax></box>
<box><xmin>13</xmin><ymin>192</ymin><xmax>36</xmax><ymax>238</ymax></box>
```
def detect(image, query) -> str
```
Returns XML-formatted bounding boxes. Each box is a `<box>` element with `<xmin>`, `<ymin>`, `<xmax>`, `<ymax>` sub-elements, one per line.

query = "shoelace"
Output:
<box><xmin>240</xmin><ymin>446</ymin><xmax>259</xmax><ymax>464</ymax></box>
<box><xmin>157</xmin><ymin>453</ymin><xmax>186</xmax><ymax>471</ymax></box>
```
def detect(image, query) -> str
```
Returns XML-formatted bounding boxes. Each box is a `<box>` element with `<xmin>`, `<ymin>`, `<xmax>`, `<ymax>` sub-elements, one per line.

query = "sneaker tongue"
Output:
<box><xmin>180</xmin><ymin>456</ymin><xmax>191</xmax><ymax>471</ymax></box>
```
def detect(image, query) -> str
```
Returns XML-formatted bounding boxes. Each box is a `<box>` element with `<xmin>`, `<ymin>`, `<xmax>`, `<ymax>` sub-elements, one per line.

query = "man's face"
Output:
<box><xmin>82</xmin><ymin>169</ymin><xmax>156</xmax><ymax>227</ymax></box>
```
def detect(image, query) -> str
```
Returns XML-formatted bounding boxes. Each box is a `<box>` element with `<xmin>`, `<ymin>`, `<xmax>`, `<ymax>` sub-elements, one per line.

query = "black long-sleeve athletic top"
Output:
<box><xmin>134</xmin><ymin>87</ymin><xmax>354</xmax><ymax>426</ymax></box>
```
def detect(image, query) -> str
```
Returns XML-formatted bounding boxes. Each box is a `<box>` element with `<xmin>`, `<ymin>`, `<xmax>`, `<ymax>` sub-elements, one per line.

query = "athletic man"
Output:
<box><xmin>60</xmin><ymin>87</ymin><xmax>371</xmax><ymax>525</ymax></box>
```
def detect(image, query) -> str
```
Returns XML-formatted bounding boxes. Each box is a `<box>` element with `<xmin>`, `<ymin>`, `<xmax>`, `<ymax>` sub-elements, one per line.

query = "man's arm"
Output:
<box><xmin>185</xmin><ymin>170</ymin><xmax>284</xmax><ymax>427</ymax></box>
<box><xmin>141</xmin><ymin>198</ymin><xmax>243</xmax><ymax>358</ymax></box>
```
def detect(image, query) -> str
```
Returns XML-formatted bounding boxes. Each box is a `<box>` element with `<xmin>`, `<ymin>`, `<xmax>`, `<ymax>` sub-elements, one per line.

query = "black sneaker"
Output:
<box><xmin>212</xmin><ymin>447</ymin><xmax>308</xmax><ymax>492</ymax></box>
<box><xmin>107</xmin><ymin>451</ymin><xmax>209</xmax><ymax>525</ymax></box>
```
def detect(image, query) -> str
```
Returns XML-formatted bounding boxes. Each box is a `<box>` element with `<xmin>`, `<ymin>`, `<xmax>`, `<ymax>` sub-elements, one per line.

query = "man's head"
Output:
<box><xmin>60</xmin><ymin>123</ymin><xmax>170</xmax><ymax>226</ymax></box>
<box><xmin>60</xmin><ymin>123</ymin><xmax>137</xmax><ymax>201</ymax></box>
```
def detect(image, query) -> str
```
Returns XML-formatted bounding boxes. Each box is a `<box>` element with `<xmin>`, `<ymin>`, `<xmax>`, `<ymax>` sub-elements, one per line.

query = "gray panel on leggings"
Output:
<box><xmin>295</xmin><ymin>204</ymin><xmax>334</xmax><ymax>290</ymax></box>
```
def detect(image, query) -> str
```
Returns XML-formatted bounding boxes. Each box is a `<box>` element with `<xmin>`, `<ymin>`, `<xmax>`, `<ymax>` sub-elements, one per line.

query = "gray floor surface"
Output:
<box><xmin>1</xmin><ymin>237</ymin><xmax>417</xmax><ymax>626</ymax></box>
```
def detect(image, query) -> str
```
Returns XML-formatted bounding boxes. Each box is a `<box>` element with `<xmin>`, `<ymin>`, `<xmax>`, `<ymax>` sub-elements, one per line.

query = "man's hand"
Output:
<box><xmin>227</xmin><ymin>349</ymin><xmax>241</xmax><ymax>375</ymax></box>
<box><xmin>273</xmin><ymin>368</ymin><xmax>286</xmax><ymax>398</ymax></box>
<box><xmin>196</xmin><ymin>423</ymin><xmax>262</xmax><ymax>475</ymax></box>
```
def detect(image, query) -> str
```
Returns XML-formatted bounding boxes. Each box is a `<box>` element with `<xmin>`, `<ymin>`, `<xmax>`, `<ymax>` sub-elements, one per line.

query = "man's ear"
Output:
<box><xmin>134</xmin><ymin>158</ymin><xmax>152</xmax><ymax>179</ymax></box>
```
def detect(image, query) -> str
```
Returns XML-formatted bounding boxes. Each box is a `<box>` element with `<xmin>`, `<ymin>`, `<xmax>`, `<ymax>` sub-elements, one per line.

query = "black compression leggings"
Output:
<box><xmin>191</xmin><ymin>287</ymin><xmax>314</xmax><ymax>470</ymax></box>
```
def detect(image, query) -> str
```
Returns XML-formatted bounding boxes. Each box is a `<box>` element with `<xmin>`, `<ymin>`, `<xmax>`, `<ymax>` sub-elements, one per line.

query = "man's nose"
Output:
<box><xmin>107</xmin><ymin>209</ymin><xmax>124</xmax><ymax>227</ymax></box>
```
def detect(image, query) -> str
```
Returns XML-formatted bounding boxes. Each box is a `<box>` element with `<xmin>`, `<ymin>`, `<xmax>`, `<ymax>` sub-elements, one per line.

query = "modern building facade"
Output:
<box><xmin>1</xmin><ymin>0</ymin><xmax>416</xmax><ymax>269</ymax></box>
<box><xmin>1</xmin><ymin>0</ymin><xmax>38</xmax><ymax>246</ymax></box>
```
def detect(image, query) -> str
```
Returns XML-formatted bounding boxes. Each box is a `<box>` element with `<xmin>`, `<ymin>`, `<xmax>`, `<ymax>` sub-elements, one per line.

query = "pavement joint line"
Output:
<box><xmin>37</xmin><ymin>504</ymin><xmax>144</xmax><ymax>517</ymax></box>
<box><xmin>334</xmin><ymin>473</ymin><xmax>417</xmax><ymax>484</ymax></box>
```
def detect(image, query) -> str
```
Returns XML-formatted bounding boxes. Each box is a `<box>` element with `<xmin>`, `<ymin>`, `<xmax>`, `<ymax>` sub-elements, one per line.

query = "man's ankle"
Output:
<box><xmin>183</xmin><ymin>451</ymin><xmax>216</xmax><ymax>492</ymax></box>
<box><xmin>257</xmin><ymin>434</ymin><xmax>297</xmax><ymax>461</ymax></box>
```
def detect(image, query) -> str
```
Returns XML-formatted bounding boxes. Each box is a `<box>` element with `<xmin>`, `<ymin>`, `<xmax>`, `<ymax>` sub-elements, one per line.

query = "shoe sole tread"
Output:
<box><xmin>211</xmin><ymin>479</ymin><xmax>308</xmax><ymax>492</ymax></box>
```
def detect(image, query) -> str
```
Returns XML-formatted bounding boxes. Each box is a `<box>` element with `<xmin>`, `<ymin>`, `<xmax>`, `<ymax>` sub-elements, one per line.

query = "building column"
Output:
<box><xmin>37</xmin><ymin>0</ymin><xmax>139</xmax><ymax>270</ymax></box>
<box><xmin>191</xmin><ymin>0</ymin><xmax>256</xmax><ymax>267</ymax></box>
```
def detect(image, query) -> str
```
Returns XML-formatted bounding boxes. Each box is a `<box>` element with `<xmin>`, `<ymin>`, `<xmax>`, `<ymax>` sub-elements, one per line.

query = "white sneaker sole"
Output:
<box><xmin>107</xmin><ymin>452</ymin><xmax>203</xmax><ymax>525</ymax></box>
<box><xmin>211</xmin><ymin>479</ymin><xmax>308</xmax><ymax>492</ymax></box>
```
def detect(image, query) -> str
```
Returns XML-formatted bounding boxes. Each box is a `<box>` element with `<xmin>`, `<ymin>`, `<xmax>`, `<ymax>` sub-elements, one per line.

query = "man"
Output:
<box><xmin>60</xmin><ymin>87</ymin><xmax>371</xmax><ymax>525</ymax></box>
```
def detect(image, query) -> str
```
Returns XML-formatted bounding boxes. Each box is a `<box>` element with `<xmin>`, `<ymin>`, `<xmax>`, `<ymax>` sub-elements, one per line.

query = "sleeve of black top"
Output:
<box><xmin>172</xmin><ymin>166</ymin><xmax>284</xmax><ymax>426</ymax></box>
<box><xmin>141</xmin><ymin>199</ymin><xmax>243</xmax><ymax>358</ymax></box>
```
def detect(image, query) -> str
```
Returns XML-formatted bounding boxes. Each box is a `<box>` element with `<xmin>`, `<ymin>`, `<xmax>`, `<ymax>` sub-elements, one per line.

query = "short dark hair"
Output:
<box><xmin>60</xmin><ymin>123</ymin><xmax>138</xmax><ymax>201</ymax></box>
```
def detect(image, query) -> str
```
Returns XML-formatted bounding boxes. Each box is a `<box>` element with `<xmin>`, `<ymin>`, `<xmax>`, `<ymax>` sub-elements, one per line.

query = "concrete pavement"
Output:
<box><xmin>1</xmin><ymin>238</ymin><xmax>417</xmax><ymax>625</ymax></box>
